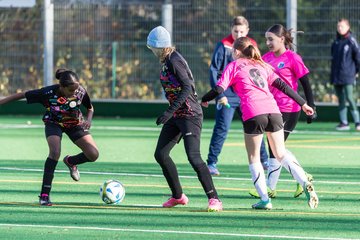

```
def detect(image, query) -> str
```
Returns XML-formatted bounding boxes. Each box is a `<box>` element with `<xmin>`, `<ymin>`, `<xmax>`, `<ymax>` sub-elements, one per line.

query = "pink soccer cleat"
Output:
<box><xmin>162</xmin><ymin>194</ymin><xmax>189</xmax><ymax>208</ymax></box>
<box><xmin>207</xmin><ymin>198</ymin><xmax>223</xmax><ymax>212</ymax></box>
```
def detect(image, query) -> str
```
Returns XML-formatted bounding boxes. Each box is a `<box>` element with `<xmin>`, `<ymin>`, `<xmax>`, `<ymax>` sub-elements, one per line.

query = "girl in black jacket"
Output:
<box><xmin>147</xmin><ymin>26</ymin><xmax>222</xmax><ymax>212</ymax></box>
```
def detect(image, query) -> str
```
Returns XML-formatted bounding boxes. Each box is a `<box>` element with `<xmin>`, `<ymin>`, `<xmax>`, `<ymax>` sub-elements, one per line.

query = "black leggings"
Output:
<box><xmin>154</xmin><ymin>116</ymin><xmax>218</xmax><ymax>200</ymax></box>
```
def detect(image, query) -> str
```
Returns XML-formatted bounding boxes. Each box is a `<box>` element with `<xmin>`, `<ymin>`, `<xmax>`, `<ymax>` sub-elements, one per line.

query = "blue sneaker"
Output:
<box><xmin>252</xmin><ymin>199</ymin><xmax>272</xmax><ymax>210</ymax></box>
<box><xmin>207</xmin><ymin>163</ymin><xmax>220</xmax><ymax>176</ymax></box>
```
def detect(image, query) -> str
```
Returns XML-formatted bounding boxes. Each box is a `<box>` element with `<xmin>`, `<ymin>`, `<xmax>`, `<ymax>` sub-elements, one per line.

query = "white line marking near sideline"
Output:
<box><xmin>1</xmin><ymin>123</ymin><xmax>359</xmax><ymax>136</ymax></box>
<box><xmin>0</xmin><ymin>223</ymin><xmax>357</xmax><ymax>240</ymax></box>
<box><xmin>0</xmin><ymin>167</ymin><xmax>360</xmax><ymax>185</ymax></box>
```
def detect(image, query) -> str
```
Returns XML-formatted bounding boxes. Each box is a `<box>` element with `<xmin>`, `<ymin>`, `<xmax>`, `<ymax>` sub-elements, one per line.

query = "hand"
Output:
<box><xmin>156</xmin><ymin>111</ymin><xmax>173</xmax><ymax>125</ymax></box>
<box><xmin>301</xmin><ymin>103</ymin><xmax>314</xmax><ymax>116</ymax></box>
<box><xmin>217</xmin><ymin>96</ymin><xmax>228</xmax><ymax>106</ymax></box>
<box><xmin>82</xmin><ymin>120</ymin><xmax>92</xmax><ymax>130</ymax></box>
<box><xmin>306</xmin><ymin>106</ymin><xmax>317</xmax><ymax>124</ymax></box>
<box><xmin>201</xmin><ymin>101</ymin><xmax>209</xmax><ymax>108</ymax></box>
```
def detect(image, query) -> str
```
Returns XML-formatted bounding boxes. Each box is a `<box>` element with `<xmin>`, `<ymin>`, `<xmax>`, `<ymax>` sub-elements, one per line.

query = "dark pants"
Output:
<box><xmin>207</xmin><ymin>103</ymin><xmax>268</xmax><ymax>165</ymax></box>
<box><xmin>334</xmin><ymin>84</ymin><xmax>360</xmax><ymax>124</ymax></box>
<box><xmin>154</xmin><ymin>116</ymin><xmax>218</xmax><ymax>199</ymax></box>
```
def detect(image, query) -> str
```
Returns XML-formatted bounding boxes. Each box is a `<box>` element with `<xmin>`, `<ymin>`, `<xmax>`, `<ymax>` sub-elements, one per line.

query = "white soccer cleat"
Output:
<box><xmin>304</xmin><ymin>182</ymin><xmax>319</xmax><ymax>209</ymax></box>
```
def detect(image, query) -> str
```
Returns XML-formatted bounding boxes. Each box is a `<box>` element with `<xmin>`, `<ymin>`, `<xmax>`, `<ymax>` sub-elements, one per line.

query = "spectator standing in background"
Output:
<box><xmin>330</xmin><ymin>18</ymin><xmax>360</xmax><ymax>131</ymax></box>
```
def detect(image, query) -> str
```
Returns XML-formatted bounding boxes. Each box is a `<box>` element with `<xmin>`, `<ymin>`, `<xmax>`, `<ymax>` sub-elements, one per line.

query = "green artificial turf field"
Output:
<box><xmin>0</xmin><ymin>116</ymin><xmax>359</xmax><ymax>239</ymax></box>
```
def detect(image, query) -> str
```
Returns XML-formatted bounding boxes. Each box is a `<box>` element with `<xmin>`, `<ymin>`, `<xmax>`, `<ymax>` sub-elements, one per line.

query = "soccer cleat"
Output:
<box><xmin>162</xmin><ymin>194</ymin><xmax>189</xmax><ymax>208</ymax></box>
<box><xmin>294</xmin><ymin>183</ymin><xmax>304</xmax><ymax>198</ymax></box>
<box><xmin>335</xmin><ymin>122</ymin><xmax>350</xmax><ymax>131</ymax></box>
<box><xmin>249</xmin><ymin>187</ymin><xmax>276</xmax><ymax>198</ymax></box>
<box><xmin>268</xmin><ymin>188</ymin><xmax>277</xmax><ymax>198</ymax></box>
<box><xmin>304</xmin><ymin>182</ymin><xmax>319</xmax><ymax>209</ymax></box>
<box><xmin>39</xmin><ymin>193</ymin><xmax>52</xmax><ymax>206</ymax></box>
<box><xmin>248</xmin><ymin>188</ymin><xmax>259</xmax><ymax>198</ymax></box>
<box><xmin>294</xmin><ymin>172</ymin><xmax>314</xmax><ymax>198</ymax></box>
<box><xmin>207</xmin><ymin>198</ymin><xmax>223</xmax><ymax>212</ymax></box>
<box><xmin>355</xmin><ymin>123</ymin><xmax>360</xmax><ymax>131</ymax></box>
<box><xmin>305</xmin><ymin>172</ymin><xmax>314</xmax><ymax>182</ymax></box>
<box><xmin>63</xmin><ymin>155</ymin><xmax>80</xmax><ymax>181</ymax></box>
<box><xmin>207</xmin><ymin>163</ymin><xmax>220</xmax><ymax>176</ymax></box>
<box><xmin>252</xmin><ymin>199</ymin><xmax>272</xmax><ymax>210</ymax></box>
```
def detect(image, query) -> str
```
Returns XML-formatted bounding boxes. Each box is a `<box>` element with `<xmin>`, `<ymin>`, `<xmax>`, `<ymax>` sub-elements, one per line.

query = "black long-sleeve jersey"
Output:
<box><xmin>160</xmin><ymin>51</ymin><xmax>202</xmax><ymax>118</ymax></box>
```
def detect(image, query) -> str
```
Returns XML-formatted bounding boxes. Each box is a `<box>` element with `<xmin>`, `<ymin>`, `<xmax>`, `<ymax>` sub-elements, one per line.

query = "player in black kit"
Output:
<box><xmin>147</xmin><ymin>26</ymin><xmax>222</xmax><ymax>211</ymax></box>
<box><xmin>0</xmin><ymin>68</ymin><xmax>99</xmax><ymax>206</ymax></box>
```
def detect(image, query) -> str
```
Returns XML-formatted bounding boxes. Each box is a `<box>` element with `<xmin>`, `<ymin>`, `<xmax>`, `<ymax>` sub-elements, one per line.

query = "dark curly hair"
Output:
<box><xmin>55</xmin><ymin>68</ymin><xmax>79</xmax><ymax>87</ymax></box>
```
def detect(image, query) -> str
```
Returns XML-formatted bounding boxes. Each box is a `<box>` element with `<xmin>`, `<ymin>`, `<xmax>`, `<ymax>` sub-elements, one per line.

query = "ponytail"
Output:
<box><xmin>233</xmin><ymin>37</ymin><xmax>267</xmax><ymax>65</ymax></box>
<box><xmin>266</xmin><ymin>24</ymin><xmax>304</xmax><ymax>51</ymax></box>
<box><xmin>55</xmin><ymin>68</ymin><xmax>79</xmax><ymax>87</ymax></box>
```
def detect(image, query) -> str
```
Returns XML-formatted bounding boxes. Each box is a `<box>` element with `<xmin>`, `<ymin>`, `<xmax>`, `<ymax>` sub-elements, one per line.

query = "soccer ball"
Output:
<box><xmin>100</xmin><ymin>180</ymin><xmax>125</xmax><ymax>204</ymax></box>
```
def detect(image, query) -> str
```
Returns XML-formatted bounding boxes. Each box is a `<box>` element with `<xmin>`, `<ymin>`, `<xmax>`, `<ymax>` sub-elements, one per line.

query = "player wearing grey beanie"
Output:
<box><xmin>146</xmin><ymin>25</ymin><xmax>223</xmax><ymax>212</ymax></box>
<box><xmin>147</xmin><ymin>26</ymin><xmax>172</xmax><ymax>48</ymax></box>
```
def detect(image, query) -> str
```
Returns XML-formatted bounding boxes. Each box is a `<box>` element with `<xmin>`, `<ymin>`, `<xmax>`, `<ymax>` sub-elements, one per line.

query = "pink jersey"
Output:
<box><xmin>262</xmin><ymin>49</ymin><xmax>309</xmax><ymax>112</ymax></box>
<box><xmin>217</xmin><ymin>58</ymin><xmax>281</xmax><ymax>121</ymax></box>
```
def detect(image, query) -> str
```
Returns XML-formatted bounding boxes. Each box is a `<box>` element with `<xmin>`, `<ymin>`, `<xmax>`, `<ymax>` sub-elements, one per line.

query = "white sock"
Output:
<box><xmin>280</xmin><ymin>150</ymin><xmax>307</xmax><ymax>186</ymax></box>
<box><xmin>266</xmin><ymin>158</ymin><xmax>282</xmax><ymax>190</ymax></box>
<box><xmin>249</xmin><ymin>162</ymin><xmax>268</xmax><ymax>201</ymax></box>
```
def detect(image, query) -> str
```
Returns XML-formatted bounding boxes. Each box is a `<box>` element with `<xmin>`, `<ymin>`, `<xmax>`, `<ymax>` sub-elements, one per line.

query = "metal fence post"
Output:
<box><xmin>287</xmin><ymin>0</ymin><xmax>297</xmax><ymax>52</ymax></box>
<box><xmin>112</xmin><ymin>41</ymin><xmax>118</xmax><ymax>99</ymax></box>
<box><xmin>44</xmin><ymin>0</ymin><xmax>54</xmax><ymax>86</ymax></box>
<box><xmin>162</xmin><ymin>0</ymin><xmax>173</xmax><ymax>42</ymax></box>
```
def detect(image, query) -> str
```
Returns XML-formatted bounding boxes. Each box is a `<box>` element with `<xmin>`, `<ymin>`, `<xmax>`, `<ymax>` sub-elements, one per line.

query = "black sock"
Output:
<box><xmin>41</xmin><ymin>157</ymin><xmax>58</xmax><ymax>195</ymax></box>
<box><xmin>67</xmin><ymin>153</ymin><xmax>90</xmax><ymax>165</ymax></box>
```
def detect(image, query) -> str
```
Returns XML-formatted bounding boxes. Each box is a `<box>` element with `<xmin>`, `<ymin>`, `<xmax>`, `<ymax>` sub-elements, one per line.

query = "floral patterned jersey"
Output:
<box><xmin>160</xmin><ymin>51</ymin><xmax>202</xmax><ymax>118</ymax></box>
<box><xmin>25</xmin><ymin>84</ymin><xmax>91</xmax><ymax>128</ymax></box>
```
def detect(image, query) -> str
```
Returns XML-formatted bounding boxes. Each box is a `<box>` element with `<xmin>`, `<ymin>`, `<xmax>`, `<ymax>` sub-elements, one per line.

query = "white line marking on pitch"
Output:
<box><xmin>1</xmin><ymin>123</ymin><xmax>360</xmax><ymax>136</ymax></box>
<box><xmin>0</xmin><ymin>223</ymin><xmax>357</xmax><ymax>240</ymax></box>
<box><xmin>0</xmin><ymin>167</ymin><xmax>360</xmax><ymax>185</ymax></box>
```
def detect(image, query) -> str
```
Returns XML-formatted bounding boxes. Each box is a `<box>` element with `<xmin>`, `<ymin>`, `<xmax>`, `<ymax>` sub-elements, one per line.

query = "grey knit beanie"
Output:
<box><xmin>147</xmin><ymin>26</ymin><xmax>172</xmax><ymax>48</ymax></box>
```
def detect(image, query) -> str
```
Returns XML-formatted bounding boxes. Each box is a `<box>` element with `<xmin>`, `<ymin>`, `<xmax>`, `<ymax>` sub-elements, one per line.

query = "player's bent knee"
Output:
<box><xmin>154</xmin><ymin>151</ymin><xmax>163</xmax><ymax>163</ymax></box>
<box><xmin>86</xmin><ymin>149</ymin><xmax>99</xmax><ymax>162</ymax></box>
<box><xmin>190</xmin><ymin>160</ymin><xmax>207</xmax><ymax>172</ymax></box>
<box><xmin>154</xmin><ymin>149</ymin><xmax>169</xmax><ymax>164</ymax></box>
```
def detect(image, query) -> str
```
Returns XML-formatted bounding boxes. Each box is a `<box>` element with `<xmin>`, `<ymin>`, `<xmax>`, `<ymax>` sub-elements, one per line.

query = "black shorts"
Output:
<box><xmin>243</xmin><ymin>113</ymin><xmax>284</xmax><ymax>134</ymax></box>
<box><xmin>45</xmin><ymin>122</ymin><xmax>90</xmax><ymax>143</ymax></box>
<box><xmin>281</xmin><ymin>111</ymin><xmax>301</xmax><ymax>133</ymax></box>
<box><xmin>162</xmin><ymin>115</ymin><xmax>203</xmax><ymax>142</ymax></box>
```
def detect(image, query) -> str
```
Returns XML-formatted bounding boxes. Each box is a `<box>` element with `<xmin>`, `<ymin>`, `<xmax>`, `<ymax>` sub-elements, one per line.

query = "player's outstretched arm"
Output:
<box><xmin>0</xmin><ymin>92</ymin><xmax>26</xmax><ymax>105</ymax></box>
<box><xmin>82</xmin><ymin>105</ymin><xmax>94</xmax><ymax>130</ymax></box>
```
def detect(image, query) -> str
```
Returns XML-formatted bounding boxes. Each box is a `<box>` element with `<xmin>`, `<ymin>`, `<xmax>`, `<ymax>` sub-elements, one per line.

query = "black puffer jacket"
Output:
<box><xmin>330</xmin><ymin>32</ymin><xmax>360</xmax><ymax>85</ymax></box>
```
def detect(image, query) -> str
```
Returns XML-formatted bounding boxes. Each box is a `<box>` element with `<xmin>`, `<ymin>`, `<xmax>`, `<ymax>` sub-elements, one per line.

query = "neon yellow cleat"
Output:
<box><xmin>294</xmin><ymin>172</ymin><xmax>314</xmax><ymax>198</ymax></box>
<box><xmin>249</xmin><ymin>188</ymin><xmax>259</xmax><ymax>198</ymax></box>
<box><xmin>294</xmin><ymin>183</ymin><xmax>304</xmax><ymax>198</ymax></box>
<box><xmin>268</xmin><ymin>188</ymin><xmax>277</xmax><ymax>198</ymax></box>
<box><xmin>249</xmin><ymin>187</ymin><xmax>276</xmax><ymax>198</ymax></box>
